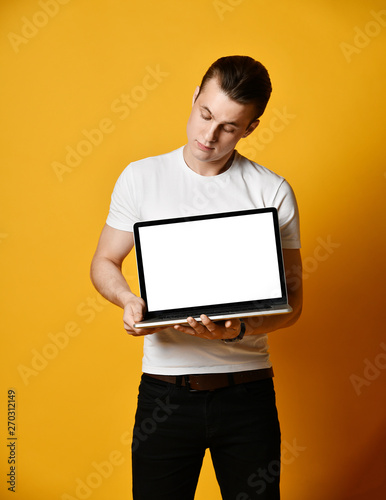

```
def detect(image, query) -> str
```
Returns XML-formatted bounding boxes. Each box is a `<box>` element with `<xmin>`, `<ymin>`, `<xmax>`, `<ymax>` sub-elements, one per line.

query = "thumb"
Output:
<box><xmin>132</xmin><ymin>306</ymin><xmax>144</xmax><ymax>324</ymax></box>
<box><xmin>225</xmin><ymin>318</ymin><xmax>240</xmax><ymax>329</ymax></box>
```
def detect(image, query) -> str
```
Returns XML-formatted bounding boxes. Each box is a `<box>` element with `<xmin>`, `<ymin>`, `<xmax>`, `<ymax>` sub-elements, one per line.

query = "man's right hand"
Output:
<box><xmin>122</xmin><ymin>294</ymin><xmax>164</xmax><ymax>336</ymax></box>
<box><xmin>90</xmin><ymin>225</ymin><xmax>164</xmax><ymax>337</ymax></box>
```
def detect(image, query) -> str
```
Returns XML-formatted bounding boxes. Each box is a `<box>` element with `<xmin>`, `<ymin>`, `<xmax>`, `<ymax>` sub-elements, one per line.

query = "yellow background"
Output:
<box><xmin>1</xmin><ymin>0</ymin><xmax>385</xmax><ymax>499</ymax></box>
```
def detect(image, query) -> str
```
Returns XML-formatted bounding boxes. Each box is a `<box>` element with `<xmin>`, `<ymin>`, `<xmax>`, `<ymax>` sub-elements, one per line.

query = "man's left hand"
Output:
<box><xmin>174</xmin><ymin>315</ymin><xmax>241</xmax><ymax>340</ymax></box>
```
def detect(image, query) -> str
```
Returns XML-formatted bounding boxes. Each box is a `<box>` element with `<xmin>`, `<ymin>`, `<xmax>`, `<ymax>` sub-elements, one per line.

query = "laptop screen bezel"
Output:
<box><xmin>133</xmin><ymin>208</ymin><xmax>288</xmax><ymax>320</ymax></box>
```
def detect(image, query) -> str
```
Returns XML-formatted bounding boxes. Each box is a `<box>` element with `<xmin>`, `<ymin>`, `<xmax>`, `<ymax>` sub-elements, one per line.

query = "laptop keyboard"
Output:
<box><xmin>149</xmin><ymin>305</ymin><xmax>273</xmax><ymax>322</ymax></box>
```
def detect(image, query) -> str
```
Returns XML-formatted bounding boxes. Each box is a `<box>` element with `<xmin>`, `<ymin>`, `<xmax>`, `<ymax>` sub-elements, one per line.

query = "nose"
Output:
<box><xmin>204</xmin><ymin>122</ymin><xmax>218</xmax><ymax>143</ymax></box>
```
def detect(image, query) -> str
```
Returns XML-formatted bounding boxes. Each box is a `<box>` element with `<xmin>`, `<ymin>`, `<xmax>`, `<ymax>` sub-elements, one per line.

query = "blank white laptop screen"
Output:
<box><xmin>137</xmin><ymin>211</ymin><xmax>282</xmax><ymax>312</ymax></box>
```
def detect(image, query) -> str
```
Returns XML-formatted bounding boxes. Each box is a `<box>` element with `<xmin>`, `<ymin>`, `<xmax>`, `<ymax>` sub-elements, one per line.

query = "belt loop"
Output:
<box><xmin>184</xmin><ymin>375</ymin><xmax>191</xmax><ymax>390</ymax></box>
<box><xmin>227</xmin><ymin>373</ymin><xmax>235</xmax><ymax>386</ymax></box>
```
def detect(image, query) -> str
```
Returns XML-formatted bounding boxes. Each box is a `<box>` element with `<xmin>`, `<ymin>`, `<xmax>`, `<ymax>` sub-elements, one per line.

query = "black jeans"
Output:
<box><xmin>132</xmin><ymin>374</ymin><xmax>281</xmax><ymax>500</ymax></box>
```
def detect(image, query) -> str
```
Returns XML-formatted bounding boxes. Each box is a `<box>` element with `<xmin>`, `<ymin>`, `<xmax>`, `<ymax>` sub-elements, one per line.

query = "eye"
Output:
<box><xmin>223</xmin><ymin>127</ymin><xmax>235</xmax><ymax>134</ymax></box>
<box><xmin>201</xmin><ymin>113</ymin><xmax>211</xmax><ymax>121</ymax></box>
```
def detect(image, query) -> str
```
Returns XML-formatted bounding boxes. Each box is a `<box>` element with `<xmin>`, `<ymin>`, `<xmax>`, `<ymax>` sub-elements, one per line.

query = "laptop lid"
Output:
<box><xmin>133</xmin><ymin>208</ymin><xmax>290</xmax><ymax>327</ymax></box>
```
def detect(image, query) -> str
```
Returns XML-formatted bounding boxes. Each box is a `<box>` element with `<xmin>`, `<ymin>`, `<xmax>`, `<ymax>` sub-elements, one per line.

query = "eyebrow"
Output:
<box><xmin>200</xmin><ymin>105</ymin><xmax>240</xmax><ymax>128</ymax></box>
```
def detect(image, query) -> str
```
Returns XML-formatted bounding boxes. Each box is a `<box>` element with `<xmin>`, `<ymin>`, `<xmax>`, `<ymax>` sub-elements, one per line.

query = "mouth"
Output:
<box><xmin>196</xmin><ymin>141</ymin><xmax>214</xmax><ymax>152</ymax></box>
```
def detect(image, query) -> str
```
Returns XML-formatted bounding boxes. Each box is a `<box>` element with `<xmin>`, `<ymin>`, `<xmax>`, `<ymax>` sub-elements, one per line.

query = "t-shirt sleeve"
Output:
<box><xmin>272</xmin><ymin>179</ymin><xmax>301</xmax><ymax>249</ymax></box>
<box><xmin>106</xmin><ymin>165</ymin><xmax>139</xmax><ymax>232</ymax></box>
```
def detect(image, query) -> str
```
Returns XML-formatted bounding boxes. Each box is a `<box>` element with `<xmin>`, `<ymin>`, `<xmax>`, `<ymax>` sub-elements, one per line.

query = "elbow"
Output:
<box><xmin>90</xmin><ymin>257</ymin><xmax>98</xmax><ymax>289</ymax></box>
<box><xmin>291</xmin><ymin>304</ymin><xmax>302</xmax><ymax>326</ymax></box>
<box><xmin>286</xmin><ymin>300</ymin><xmax>302</xmax><ymax>327</ymax></box>
<box><xmin>90</xmin><ymin>253</ymin><xmax>104</xmax><ymax>289</ymax></box>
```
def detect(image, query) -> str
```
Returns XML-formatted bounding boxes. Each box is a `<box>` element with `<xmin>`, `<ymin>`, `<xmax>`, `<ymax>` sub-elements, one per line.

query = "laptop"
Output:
<box><xmin>132</xmin><ymin>207</ymin><xmax>292</xmax><ymax>328</ymax></box>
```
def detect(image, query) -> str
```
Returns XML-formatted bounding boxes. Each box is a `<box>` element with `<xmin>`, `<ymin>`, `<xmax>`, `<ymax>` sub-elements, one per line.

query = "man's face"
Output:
<box><xmin>185</xmin><ymin>77</ymin><xmax>259</xmax><ymax>173</ymax></box>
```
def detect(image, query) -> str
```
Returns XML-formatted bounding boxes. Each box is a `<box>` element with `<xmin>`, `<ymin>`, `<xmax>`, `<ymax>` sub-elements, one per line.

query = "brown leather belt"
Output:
<box><xmin>143</xmin><ymin>367</ymin><xmax>274</xmax><ymax>391</ymax></box>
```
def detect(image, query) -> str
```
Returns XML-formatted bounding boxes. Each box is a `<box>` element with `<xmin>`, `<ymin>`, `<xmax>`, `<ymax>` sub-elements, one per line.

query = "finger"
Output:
<box><xmin>135</xmin><ymin>325</ymin><xmax>166</xmax><ymax>336</ymax></box>
<box><xmin>123</xmin><ymin>312</ymin><xmax>143</xmax><ymax>334</ymax></box>
<box><xmin>187</xmin><ymin>316</ymin><xmax>209</xmax><ymax>334</ymax></box>
<box><xmin>173</xmin><ymin>324</ymin><xmax>196</xmax><ymax>336</ymax></box>
<box><xmin>125</xmin><ymin>322</ymin><xmax>151</xmax><ymax>336</ymax></box>
<box><xmin>123</xmin><ymin>306</ymin><xmax>142</xmax><ymax>329</ymax></box>
<box><xmin>200</xmin><ymin>315</ymin><xmax>217</xmax><ymax>332</ymax></box>
<box><xmin>132</xmin><ymin>308</ymin><xmax>144</xmax><ymax>324</ymax></box>
<box><xmin>130</xmin><ymin>329</ymin><xmax>152</xmax><ymax>337</ymax></box>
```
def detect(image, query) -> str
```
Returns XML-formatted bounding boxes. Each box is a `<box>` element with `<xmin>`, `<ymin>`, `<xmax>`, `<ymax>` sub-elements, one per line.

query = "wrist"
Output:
<box><xmin>119</xmin><ymin>290</ymin><xmax>137</xmax><ymax>308</ymax></box>
<box><xmin>222</xmin><ymin>320</ymin><xmax>246</xmax><ymax>343</ymax></box>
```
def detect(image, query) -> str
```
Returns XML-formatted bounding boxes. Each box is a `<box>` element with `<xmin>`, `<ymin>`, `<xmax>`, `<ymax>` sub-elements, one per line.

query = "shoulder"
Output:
<box><xmin>235</xmin><ymin>151</ymin><xmax>284</xmax><ymax>183</ymax></box>
<box><xmin>235</xmin><ymin>151</ymin><xmax>298</xmax><ymax>212</ymax></box>
<box><xmin>120</xmin><ymin>147</ymin><xmax>182</xmax><ymax>177</ymax></box>
<box><xmin>235</xmin><ymin>151</ymin><xmax>293</xmax><ymax>199</ymax></box>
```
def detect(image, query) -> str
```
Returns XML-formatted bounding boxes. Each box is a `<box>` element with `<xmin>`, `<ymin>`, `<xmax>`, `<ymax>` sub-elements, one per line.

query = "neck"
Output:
<box><xmin>183</xmin><ymin>147</ymin><xmax>235</xmax><ymax>177</ymax></box>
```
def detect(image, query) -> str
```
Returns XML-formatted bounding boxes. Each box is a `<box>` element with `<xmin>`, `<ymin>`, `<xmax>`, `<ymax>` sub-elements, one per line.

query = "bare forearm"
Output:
<box><xmin>243</xmin><ymin>248</ymin><xmax>303</xmax><ymax>336</ymax></box>
<box><xmin>244</xmin><ymin>306</ymin><xmax>302</xmax><ymax>336</ymax></box>
<box><xmin>90</xmin><ymin>256</ymin><xmax>135</xmax><ymax>309</ymax></box>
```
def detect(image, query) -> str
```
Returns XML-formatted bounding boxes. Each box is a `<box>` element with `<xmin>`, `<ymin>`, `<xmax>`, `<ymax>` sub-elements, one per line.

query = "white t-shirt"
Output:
<box><xmin>106</xmin><ymin>146</ymin><xmax>300</xmax><ymax>375</ymax></box>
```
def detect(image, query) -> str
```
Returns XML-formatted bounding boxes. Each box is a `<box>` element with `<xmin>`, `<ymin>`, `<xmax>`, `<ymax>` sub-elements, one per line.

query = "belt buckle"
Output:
<box><xmin>184</xmin><ymin>375</ymin><xmax>198</xmax><ymax>392</ymax></box>
<box><xmin>186</xmin><ymin>375</ymin><xmax>202</xmax><ymax>392</ymax></box>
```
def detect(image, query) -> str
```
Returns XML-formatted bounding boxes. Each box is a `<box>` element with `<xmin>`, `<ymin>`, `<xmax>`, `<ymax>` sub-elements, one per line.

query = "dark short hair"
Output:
<box><xmin>198</xmin><ymin>55</ymin><xmax>272</xmax><ymax>119</ymax></box>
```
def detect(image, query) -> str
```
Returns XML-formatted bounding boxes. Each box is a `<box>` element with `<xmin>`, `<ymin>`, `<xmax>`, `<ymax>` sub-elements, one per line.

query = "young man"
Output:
<box><xmin>91</xmin><ymin>56</ymin><xmax>302</xmax><ymax>499</ymax></box>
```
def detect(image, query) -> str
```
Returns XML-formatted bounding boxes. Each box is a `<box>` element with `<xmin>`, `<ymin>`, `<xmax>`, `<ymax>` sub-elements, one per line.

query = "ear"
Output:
<box><xmin>192</xmin><ymin>86</ymin><xmax>200</xmax><ymax>106</ymax></box>
<box><xmin>242</xmin><ymin>119</ymin><xmax>260</xmax><ymax>138</ymax></box>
